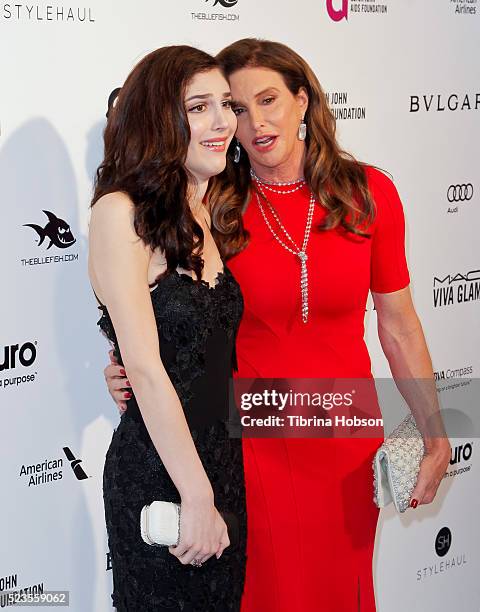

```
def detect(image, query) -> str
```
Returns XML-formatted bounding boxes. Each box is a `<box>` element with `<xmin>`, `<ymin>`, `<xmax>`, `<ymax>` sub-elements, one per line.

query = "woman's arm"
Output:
<box><xmin>89</xmin><ymin>192</ymin><xmax>228</xmax><ymax>562</ymax></box>
<box><xmin>372</xmin><ymin>285</ymin><xmax>451</xmax><ymax>507</ymax></box>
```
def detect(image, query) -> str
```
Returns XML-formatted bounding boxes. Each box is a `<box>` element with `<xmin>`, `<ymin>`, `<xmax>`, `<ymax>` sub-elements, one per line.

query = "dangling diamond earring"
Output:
<box><xmin>298</xmin><ymin>118</ymin><xmax>307</xmax><ymax>141</ymax></box>
<box><xmin>233</xmin><ymin>138</ymin><xmax>241</xmax><ymax>163</ymax></box>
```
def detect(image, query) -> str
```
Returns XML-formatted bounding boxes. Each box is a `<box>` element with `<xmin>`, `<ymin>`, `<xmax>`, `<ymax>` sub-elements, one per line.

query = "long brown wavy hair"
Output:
<box><xmin>208</xmin><ymin>38</ymin><xmax>376</xmax><ymax>260</ymax></box>
<box><xmin>91</xmin><ymin>45</ymin><xmax>220</xmax><ymax>280</ymax></box>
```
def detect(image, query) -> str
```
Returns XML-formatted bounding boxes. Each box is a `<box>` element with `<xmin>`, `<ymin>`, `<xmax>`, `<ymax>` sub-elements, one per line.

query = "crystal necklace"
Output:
<box><xmin>250</xmin><ymin>168</ymin><xmax>306</xmax><ymax>194</ymax></box>
<box><xmin>252</xmin><ymin>177</ymin><xmax>315</xmax><ymax>324</ymax></box>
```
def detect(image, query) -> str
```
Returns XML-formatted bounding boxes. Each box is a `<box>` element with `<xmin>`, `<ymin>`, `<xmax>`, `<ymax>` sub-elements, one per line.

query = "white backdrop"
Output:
<box><xmin>1</xmin><ymin>0</ymin><xmax>479</xmax><ymax>610</ymax></box>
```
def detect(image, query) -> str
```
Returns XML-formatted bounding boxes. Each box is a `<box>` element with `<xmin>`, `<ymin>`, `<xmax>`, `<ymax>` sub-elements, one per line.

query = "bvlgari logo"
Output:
<box><xmin>24</xmin><ymin>211</ymin><xmax>76</xmax><ymax>250</ymax></box>
<box><xmin>410</xmin><ymin>93</ymin><xmax>480</xmax><ymax>113</ymax></box>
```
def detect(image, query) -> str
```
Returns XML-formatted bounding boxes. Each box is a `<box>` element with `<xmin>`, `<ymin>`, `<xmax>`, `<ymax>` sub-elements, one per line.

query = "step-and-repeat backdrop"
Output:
<box><xmin>1</xmin><ymin>1</ymin><xmax>479</xmax><ymax>610</ymax></box>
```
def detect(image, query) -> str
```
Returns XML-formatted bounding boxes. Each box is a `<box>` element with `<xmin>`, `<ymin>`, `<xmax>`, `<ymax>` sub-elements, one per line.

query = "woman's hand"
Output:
<box><xmin>409</xmin><ymin>438</ymin><xmax>451</xmax><ymax>508</ymax></box>
<box><xmin>104</xmin><ymin>350</ymin><xmax>130</xmax><ymax>414</ymax></box>
<box><xmin>169</xmin><ymin>497</ymin><xmax>230</xmax><ymax>566</ymax></box>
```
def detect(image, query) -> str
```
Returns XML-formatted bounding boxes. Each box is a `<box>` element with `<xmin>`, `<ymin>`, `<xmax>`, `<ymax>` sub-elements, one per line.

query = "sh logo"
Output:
<box><xmin>435</xmin><ymin>527</ymin><xmax>452</xmax><ymax>557</ymax></box>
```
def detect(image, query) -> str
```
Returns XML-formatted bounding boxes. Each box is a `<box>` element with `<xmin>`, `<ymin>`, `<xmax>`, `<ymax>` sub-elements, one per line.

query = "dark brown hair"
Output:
<box><xmin>92</xmin><ymin>45</ymin><xmax>220</xmax><ymax>280</ymax></box>
<box><xmin>209</xmin><ymin>38</ymin><xmax>375</xmax><ymax>259</ymax></box>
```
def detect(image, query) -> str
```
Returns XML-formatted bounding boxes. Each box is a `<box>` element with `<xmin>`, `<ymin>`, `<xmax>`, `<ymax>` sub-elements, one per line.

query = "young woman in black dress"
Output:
<box><xmin>88</xmin><ymin>46</ymin><xmax>246</xmax><ymax>611</ymax></box>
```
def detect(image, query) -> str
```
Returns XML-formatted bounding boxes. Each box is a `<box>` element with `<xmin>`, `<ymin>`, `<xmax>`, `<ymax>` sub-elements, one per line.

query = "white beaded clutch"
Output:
<box><xmin>140</xmin><ymin>501</ymin><xmax>181</xmax><ymax>547</ymax></box>
<box><xmin>373</xmin><ymin>414</ymin><xmax>425</xmax><ymax>513</ymax></box>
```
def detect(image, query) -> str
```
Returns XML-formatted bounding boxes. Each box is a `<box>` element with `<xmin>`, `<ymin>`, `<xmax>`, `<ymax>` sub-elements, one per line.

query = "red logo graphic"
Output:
<box><xmin>326</xmin><ymin>0</ymin><xmax>348</xmax><ymax>21</ymax></box>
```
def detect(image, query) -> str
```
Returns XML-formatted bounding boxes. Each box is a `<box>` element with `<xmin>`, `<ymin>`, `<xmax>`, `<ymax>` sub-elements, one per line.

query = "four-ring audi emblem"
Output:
<box><xmin>447</xmin><ymin>184</ymin><xmax>474</xmax><ymax>202</ymax></box>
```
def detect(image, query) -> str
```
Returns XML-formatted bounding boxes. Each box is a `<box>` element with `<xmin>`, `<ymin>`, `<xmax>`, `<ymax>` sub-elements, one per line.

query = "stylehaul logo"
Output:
<box><xmin>1</xmin><ymin>4</ymin><xmax>95</xmax><ymax>22</ymax></box>
<box><xmin>416</xmin><ymin>527</ymin><xmax>467</xmax><ymax>581</ymax></box>
<box><xmin>326</xmin><ymin>0</ymin><xmax>388</xmax><ymax>21</ymax></box>
<box><xmin>0</xmin><ymin>341</ymin><xmax>38</xmax><ymax>391</ymax></box>
<box><xmin>433</xmin><ymin>269</ymin><xmax>480</xmax><ymax>307</ymax></box>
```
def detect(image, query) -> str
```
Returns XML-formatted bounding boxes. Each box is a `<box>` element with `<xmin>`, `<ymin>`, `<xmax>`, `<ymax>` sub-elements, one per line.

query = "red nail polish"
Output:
<box><xmin>125</xmin><ymin>380</ymin><xmax>131</xmax><ymax>387</ymax></box>
<box><xmin>120</xmin><ymin>369</ymin><xmax>126</xmax><ymax>376</ymax></box>
<box><xmin>410</xmin><ymin>499</ymin><xmax>418</xmax><ymax>509</ymax></box>
<box><xmin>124</xmin><ymin>392</ymin><xmax>132</xmax><ymax>399</ymax></box>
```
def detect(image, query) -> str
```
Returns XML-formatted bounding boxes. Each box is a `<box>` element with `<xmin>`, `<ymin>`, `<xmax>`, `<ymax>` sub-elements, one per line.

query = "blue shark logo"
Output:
<box><xmin>24</xmin><ymin>210</ymin><xmax>76</xmax><ymax>250</ymax></box>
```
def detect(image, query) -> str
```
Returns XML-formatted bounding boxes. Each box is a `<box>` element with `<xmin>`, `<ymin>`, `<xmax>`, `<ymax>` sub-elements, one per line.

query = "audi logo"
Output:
<box><xmin>447</xmin><ymin>184</ymin><xmax>473</xmax><ymax>202</ymax></box>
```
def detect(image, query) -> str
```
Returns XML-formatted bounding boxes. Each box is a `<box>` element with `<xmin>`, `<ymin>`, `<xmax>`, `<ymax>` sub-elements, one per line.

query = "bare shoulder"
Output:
<box><xmin>88</xmin><ymin>192</ymin><xmax>149</xmax><ymax>302</ymax></box>
<box><xmin>90</xmin><ymin>191</ymin><xmax>135</xmax><ymax>227</ymax></box>
<box><xmin>89</xmin><ymin>192</ymin><xmax>148</xmax><ymax>264</ymax></box>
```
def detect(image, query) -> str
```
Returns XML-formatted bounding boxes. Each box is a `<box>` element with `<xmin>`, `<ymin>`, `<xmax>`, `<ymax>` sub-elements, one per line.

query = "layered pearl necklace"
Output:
<box><xmin>251</xmin><ymin>168</ymin><xmax>315</xmax><ymax>324</ymax></box>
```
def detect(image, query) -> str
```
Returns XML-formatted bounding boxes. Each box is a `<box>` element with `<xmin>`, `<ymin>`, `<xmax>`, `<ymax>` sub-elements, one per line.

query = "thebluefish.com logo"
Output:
<box><xmin>192</xmin><ymin>0</ymin><xmax>240</xmax><ymax>21</ymax></box>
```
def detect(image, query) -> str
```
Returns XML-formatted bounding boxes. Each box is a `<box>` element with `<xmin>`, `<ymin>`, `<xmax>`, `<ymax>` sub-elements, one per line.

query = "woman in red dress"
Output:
<box><xmin>105</xmin><ymin>39</ymin><xmax>450</xmax><ymax>611</ymax></box>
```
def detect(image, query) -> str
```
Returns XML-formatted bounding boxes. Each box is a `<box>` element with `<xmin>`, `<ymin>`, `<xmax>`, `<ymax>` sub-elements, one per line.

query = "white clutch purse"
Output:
<box><xmin>140</xmin><ymin>501</ymin><xmax>239</xmax><ymax>548</ymax></box>
<box><xmin>140</xmin><ymin>501</ymin><xmax>181</xmax><ymax>547</ymax></box>
<box><xmin>372</xmin><ymin>414</ymin><xmax>425</xmax><ymax>513</ymax></box>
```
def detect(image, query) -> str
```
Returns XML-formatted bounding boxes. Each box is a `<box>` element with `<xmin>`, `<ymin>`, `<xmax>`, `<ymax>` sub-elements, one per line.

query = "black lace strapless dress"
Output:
<box><xmin>97</xmin><ymin>267</ymin><xmax>247</xmax><ymax>612</ymax></box>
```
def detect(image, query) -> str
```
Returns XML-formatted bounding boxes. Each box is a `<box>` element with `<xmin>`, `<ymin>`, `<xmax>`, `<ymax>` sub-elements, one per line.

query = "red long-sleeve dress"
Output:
<box><xmin>227</xmin><ymin>166</ymin><xmax>410</xmax><ymax>612</ymax></box>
